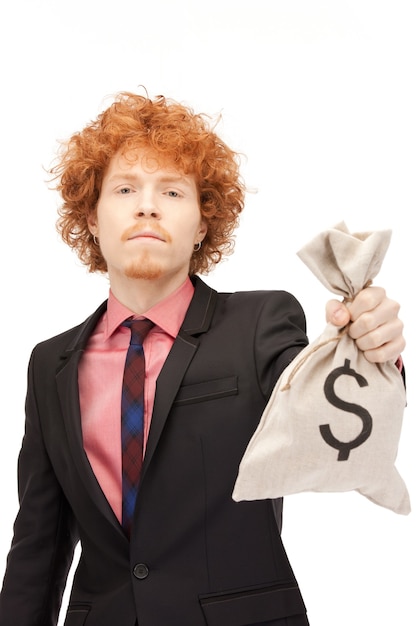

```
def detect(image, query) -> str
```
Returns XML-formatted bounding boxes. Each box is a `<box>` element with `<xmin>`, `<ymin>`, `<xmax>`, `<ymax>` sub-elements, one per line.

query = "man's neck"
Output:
<box><xmin>108</xmin><ymin>271</ymin><xmax>190</xmax><ymax>315</ymax></box>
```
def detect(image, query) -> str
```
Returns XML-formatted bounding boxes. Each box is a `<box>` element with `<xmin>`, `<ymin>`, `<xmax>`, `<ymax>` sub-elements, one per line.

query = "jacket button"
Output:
<box><xmin>133</xmin><ymin>563</ymin><xmax>149</xmax><ymax>579</ymax></box>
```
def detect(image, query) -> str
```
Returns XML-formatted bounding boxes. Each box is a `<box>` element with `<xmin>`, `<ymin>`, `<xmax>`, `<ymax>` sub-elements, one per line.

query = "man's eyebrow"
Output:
<box><xmin>106</xmin><ymin>172</ymin><xmax>193</xmax><ymax>186</ymax></box>
<box><xmin>107</xmin><ymin>172</ymin><xmax>138</xmax><ymax>183</ymax></box>
<box><xmin>158</xmin><ymin>174</ymin><xmax>194</xmax><ymax>186</ymax></box>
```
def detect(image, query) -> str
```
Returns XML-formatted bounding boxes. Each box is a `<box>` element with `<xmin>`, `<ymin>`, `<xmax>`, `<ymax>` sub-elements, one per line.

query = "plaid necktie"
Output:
<box><xmin>121</xmin><ymin>318</ymin><xmax>154</xmax><ymax>537</ymax></box>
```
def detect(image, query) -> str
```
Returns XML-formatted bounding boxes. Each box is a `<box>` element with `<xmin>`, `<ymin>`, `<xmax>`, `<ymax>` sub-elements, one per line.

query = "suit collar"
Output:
<box><xmin>63</xmin><ymin>300</ymin><xmax>109</xmax><ymax>356</ymax></box>
<box><xmin>62</xmin><ymin>275</ymin><xmax>216</xmax><ymax>356</ymax></box>
<box><xmin>181</xmin><ymin>275</ymin><xmax>218</xmax><ymax>335</ymax></box>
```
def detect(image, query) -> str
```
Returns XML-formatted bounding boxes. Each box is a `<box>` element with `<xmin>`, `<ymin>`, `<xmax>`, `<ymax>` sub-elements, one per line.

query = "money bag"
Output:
<box><xmin>233</xmin><ymin>222</ymin><xmax>410</xmax><ymax>515</ymax></box>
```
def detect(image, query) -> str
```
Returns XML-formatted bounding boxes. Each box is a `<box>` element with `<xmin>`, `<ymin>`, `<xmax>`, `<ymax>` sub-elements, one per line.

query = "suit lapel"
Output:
<box><xmin>140</xmin><ymin>277</ymin><xmax>217</xmax><ymax>481</ymax></box>
<box><xmin>55</xmin><ymin>301</ymin><xmax>123</xmax><ymax>531</ymax></box>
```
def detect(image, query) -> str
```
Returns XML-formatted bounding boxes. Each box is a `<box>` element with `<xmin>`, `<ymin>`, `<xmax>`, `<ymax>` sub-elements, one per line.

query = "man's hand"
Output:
<box><xmin>326</xmin><ymin>286</ymin><xmax>405</xmax><ymax>363</ymax></box>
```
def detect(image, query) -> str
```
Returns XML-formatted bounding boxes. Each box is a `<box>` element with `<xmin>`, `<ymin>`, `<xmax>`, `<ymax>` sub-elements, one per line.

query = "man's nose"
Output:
<box><xmin>135</xmin><ymin>190</ymin><xmax>161</xmax><ymax>219</ymax></box>
<box><xmin>136</xmin><ymin>208</ymin><xmax>160</xmax><ymax>218</ymax></box>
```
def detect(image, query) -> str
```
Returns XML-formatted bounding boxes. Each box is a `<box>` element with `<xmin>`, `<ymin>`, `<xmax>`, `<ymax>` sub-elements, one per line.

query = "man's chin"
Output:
<box><xmin>124</xmin><ymin>260</ymin><xmax>163</xmax><ymax>281</ymax></box>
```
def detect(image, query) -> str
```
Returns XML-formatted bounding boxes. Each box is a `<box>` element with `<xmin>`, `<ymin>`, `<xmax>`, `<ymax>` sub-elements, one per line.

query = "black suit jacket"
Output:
<box><xmin>0</xmin><ymin>277</ymin><xmax>309</xmax><ymax>626</ymax></box>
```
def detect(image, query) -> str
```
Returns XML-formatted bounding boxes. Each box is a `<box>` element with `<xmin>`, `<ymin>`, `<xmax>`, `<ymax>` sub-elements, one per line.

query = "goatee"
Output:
<box><xmin>124</xmin><ymin>252</ymin><xmax>164</xmax><ymax>280</ymax></box>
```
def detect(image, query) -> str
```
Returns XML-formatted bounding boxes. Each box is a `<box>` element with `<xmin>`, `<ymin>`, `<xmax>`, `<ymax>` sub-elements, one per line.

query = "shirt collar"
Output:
<box><xmin>104</xmin><ymin>277</ymin><xmax>195</xmax><ymax>341</ymax></box>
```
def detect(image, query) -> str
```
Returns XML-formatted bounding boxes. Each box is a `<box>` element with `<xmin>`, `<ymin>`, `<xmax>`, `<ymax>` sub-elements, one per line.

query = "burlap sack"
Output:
<box><xmin>233</xmin><ymin>222</ymin><xmax>410</xmax><ymax>515</ymax></box>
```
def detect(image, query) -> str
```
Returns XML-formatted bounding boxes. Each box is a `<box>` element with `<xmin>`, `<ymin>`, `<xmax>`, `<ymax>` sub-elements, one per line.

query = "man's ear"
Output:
<box><xmin>87</xmin><ymin>211</ymin><xmax>98</xmax><ymax>235</ymax></box>
<box><xmin>199</xmin><ymin>219</ymin><xmax>208</xmax><ymax>240</ymax></box>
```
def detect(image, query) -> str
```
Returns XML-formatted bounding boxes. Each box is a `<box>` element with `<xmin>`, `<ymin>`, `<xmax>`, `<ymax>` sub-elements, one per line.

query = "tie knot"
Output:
<box><xmin>123</xmin><ymin>318</ymin><xmax>154</xmax><ymax>346</ymax></box>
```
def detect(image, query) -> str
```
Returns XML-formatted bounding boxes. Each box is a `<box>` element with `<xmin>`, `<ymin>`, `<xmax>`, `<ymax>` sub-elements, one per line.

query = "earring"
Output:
<box><xmin>93</xmin><ymin>235</ymin><xmax>99</xmax><ymax>245</ymax></box>
<box><xmin>193</xmin><ymin>241</ymin><xmax>202</xmax><ymax>252</ymax></box>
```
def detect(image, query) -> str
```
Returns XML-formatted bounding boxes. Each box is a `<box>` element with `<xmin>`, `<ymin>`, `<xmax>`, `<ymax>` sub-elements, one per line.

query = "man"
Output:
<box><xmin>0</xmin><ymin>92</ymin><xmax>405</xmax><ymax>626</ymax></box>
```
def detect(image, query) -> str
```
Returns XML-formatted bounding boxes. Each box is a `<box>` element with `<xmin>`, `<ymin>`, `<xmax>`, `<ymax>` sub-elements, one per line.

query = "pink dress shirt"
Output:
<box><xmin>78</xmin><ymin>278</ymin><xmax>194</xmax><ymax>523</ymax></box>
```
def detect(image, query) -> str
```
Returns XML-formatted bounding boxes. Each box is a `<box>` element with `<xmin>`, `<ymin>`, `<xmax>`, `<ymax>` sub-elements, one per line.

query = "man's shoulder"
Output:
<box><xmin>32</xmin><ymin>300</ymin><xmax>108</xmax><ymax>355</ymax></box>
<box><xmin>192</xmin><ymin>276</ymin><xmax>305</xmax><ymax>330</ymax></box>
<box><xmin>218</xmin><ymin>287</ymin><xmax>304</xmax><ymax>312</ymax></box>
<box><xmin>196</xmin><ymin>275</ymin><xmax>302</xmax><ymax>306</ymax></box>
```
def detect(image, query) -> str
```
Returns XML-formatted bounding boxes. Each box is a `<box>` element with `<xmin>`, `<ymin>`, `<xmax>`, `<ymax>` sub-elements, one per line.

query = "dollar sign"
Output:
<box><xmin>320</xmin><ymin>358</ymin><xmax>373</xmax><ymax>461</ymax></box>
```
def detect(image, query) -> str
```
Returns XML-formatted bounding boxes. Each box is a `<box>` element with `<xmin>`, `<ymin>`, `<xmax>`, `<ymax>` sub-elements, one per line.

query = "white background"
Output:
<box><xmin>0</xmin><ymin>1</ymin><xmax>416</xmax><ymax>624</ymax></box>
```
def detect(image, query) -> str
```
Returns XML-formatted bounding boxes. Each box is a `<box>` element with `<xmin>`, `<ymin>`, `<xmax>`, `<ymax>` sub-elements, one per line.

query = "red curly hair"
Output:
<box><xmin>51</xmin><ymin>91</ymin><xmax>245</xmax><ymax>275</ymax></box>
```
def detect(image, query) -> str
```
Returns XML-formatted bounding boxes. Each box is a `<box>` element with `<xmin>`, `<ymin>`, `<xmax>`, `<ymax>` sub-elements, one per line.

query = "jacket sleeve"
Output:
<box><xmin>254</xmin><ymin>290</ymin><xmax>308</xmax><ymax>400</ymax></box>
<box><xmin>0</xmin><ymin>348</ymin><xmax>79</xmax><ymax>626</ymax></box>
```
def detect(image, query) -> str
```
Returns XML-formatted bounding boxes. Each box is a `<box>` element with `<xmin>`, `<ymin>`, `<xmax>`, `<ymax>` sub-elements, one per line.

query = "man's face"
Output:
<box><xmin>89</xmin><ymin>150</ymin><xmax>207</xmax><ymax>287</ymax></box>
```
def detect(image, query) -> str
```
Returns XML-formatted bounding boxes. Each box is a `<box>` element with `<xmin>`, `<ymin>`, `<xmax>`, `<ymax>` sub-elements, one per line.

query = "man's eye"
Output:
<box><xmin>167</xmin><ymin>190</ymin><xmax>179</xmax><ymax>197</ymax></box>
<box><xmin>119</xmin><ymin>187</ymin><xmax>132</xmax><ymax>194</ymax></box>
